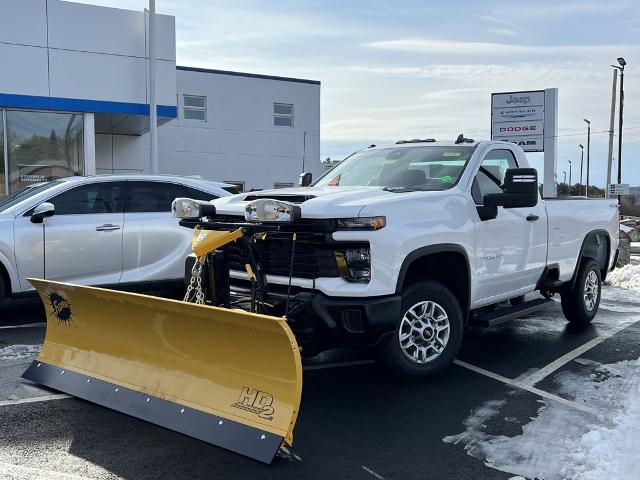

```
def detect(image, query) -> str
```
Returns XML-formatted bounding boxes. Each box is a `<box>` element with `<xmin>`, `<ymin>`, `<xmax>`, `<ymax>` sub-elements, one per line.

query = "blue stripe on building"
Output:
<box><xmin>0</xmin><ymin>93</ymin><xmax>177</xmax><ymax>118</ymax></box>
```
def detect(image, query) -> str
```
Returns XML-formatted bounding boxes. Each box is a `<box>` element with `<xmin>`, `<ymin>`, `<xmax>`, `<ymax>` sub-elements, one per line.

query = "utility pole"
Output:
<box><xmin>606</xmin><ymin>68</ymin><xmax>618</xmax><ymax>198</ymax></box>
<box><xmin>568</xmin><ymin>160</ymin><xmax>572</xmax><ymax>188</ymax></box>
<box><xmin>579</xmin><ymin>144</ymin><xmax>584</xmax><ymax>195</ymax></box>
<box><xmin>149</xmin><ymin>0</ymin><xmax>159</xmax><ymax>174</ymax></box>
<box><xmin>584</xmin><ymin>119</ymin><xmax>591</xmax><ymax>197</ymax></box>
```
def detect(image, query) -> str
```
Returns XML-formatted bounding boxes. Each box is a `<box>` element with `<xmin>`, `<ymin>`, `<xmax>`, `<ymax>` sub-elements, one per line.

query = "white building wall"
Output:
<box><xmin>161</xmin><ymin>69</ymin><xmax>321</xmax><ymax>190</ymax></box>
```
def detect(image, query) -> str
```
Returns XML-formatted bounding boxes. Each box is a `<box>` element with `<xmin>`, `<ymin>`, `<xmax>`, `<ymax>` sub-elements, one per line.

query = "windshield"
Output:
<box><xmin>314</xmin><ymin>145</ymin><xmax>476</xmax><ymax>190</ymax></box>
<box><xmin>0</xmin><ymin>181</ymin><xmax>63</xmax><ymax>213</ymax></box>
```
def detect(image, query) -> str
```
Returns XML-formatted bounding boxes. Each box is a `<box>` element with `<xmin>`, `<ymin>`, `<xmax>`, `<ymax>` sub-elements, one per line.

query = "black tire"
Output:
<box><xmin>381</xmin><ymin>281</ymin><xmax>464</xmax><ymax>380</ymax></box>
<box><xmin>509</xmin><ymin>295</ymin><xmax>525</xmax><ymax>306</ymax></box>
<box><xmin>560</xmin><ymin>259</ymin><xmax>601</xmax><ymax>325</ymax></box>
<box><xmin>0</xmin><ymin>275</ymin><xmax>6</xmax><ymax>309</ymax></box>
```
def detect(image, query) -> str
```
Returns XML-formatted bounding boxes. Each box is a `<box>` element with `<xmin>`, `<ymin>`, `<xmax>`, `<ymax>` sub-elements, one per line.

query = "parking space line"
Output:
<box><xmin>515</xmin><ymin>320</ymin><xmax>640</xmax><ymax>388</ymax></box>
<box><xmin>0</xmin><ymin>393</ymin><xmax>72</xmax><ymax>407</ymax></box>
<box><xmin>453</xmin><ymin>359</ymin><xmax>597</xmax><ymax>415</ymax></box>
<box><xmin>0</xmin><ymin>322</ymin><xmax>46</xmax><ymax>330</ymax></box>
<box><xmin>362</xmin><ymin>465</ymin><xmax>386</xmax><ymax>479</ymax></box>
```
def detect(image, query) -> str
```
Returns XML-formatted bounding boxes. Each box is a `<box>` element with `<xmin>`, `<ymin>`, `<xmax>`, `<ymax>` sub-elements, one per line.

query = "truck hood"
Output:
<box><xmin>213</xmin><ymin>186</ymin><xmax>400</xmax><ymax>218</ymax></box>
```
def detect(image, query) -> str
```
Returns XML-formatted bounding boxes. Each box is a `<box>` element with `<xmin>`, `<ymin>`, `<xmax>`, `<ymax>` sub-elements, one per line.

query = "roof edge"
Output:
<box><xmin>176</xmin><ymin>66</ymin><xmax>320</xmax><ymax>85</ymax></box>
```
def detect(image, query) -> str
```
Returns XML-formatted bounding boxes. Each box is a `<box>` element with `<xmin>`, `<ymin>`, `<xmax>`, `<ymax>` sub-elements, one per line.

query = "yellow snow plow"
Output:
<box><xmin>22</xmin><ymin>220</ymin><xmax>303</xmax><ymax>463</ymax></box>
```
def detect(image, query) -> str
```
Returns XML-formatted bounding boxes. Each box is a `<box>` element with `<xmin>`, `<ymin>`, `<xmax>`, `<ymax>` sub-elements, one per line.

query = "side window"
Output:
<box><xmin>472</xmin><ymin>149</ymin><xmax>518</xmax><ymax>204</ymax></box>
<box><xmin>49</xmin><ymin>182</ymin><xmax>123</xmax><ymax>215</ymax></box>
<box><xmin>183</xmin><ymin>186</ymin><xmax>218</xmax><ymax>202</ymax></box>
<box><xmin>127</xmin><ymin>182</ymin><xmax>186</xmax><ymax>213</ymax></box>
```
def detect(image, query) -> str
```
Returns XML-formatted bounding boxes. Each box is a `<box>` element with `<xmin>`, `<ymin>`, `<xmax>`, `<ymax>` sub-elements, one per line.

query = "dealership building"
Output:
<box><xmin>0</xmin><ymin>0</ymin><xmax>321</xmax><ymax>197</ymax></box>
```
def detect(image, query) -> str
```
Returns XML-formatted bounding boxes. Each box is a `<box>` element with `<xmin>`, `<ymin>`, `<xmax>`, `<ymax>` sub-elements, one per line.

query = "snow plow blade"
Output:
<box><xmin>22</xmin><ymin>278</ymin><xmax>302</xmax><ymax>464</ymax></box>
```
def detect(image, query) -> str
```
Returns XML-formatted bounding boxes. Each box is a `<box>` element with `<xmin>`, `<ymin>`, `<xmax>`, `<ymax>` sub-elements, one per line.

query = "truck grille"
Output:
<box><xmin>226</xmin><ymin>233</ymin><xmax>340</xmax><ymax>279</ymax></box>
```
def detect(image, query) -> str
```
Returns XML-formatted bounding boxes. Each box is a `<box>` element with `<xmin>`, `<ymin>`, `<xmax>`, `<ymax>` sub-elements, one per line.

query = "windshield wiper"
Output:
<box><xmin>382</xmin><ymin>186</ymin><xmax>423</xmax><ymax>193</ymax></box>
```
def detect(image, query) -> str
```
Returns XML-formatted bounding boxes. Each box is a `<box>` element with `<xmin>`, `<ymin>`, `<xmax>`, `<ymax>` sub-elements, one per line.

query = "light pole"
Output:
<box><xmin>563</xmin><ymin>170</ymin><xmax>567</xmax><ymax>185</ymax></box>
<box><xmin>579</xmin><ymin>144</ymin><xmax>584</xmax><ymax>195</ymax></box>
<box><xmin>568</xmin><ymin>160</ymin><xmax>572</xmax><ymax>188</ymax></box>
<box><xmin>611</xmin><ymin>57</ymin><xmax>626</xmax><ymax>188</ymax></box>
<box><xmin>584</xmin><ymin>119</ymin><xmax>591</xmax><ymax>197</ymax></box>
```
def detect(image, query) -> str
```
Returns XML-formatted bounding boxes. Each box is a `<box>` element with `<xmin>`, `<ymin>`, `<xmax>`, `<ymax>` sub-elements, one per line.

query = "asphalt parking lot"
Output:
<box><xmin>1</xmin><ymin>286</ymin><xmax>639</xmax><ymax>480</ymax></box>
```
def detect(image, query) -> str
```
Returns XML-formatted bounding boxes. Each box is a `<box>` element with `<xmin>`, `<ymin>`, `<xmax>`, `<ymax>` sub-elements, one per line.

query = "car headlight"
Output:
<box><xmin>245</xmin><ymin>199</ymin><xmax>300</xmax><ymax>223</ymax></box>
<box><xmin>334</xmin><ymin>217</ymin><xmax>386</xmax><ymax>231</ymax></box>
<box><xmin>172</xmin><ymin>198</ymin><xmax>216</xmax><ymax>219</ymax></box>
<box><xmin>335</xmin><ymin>248</ymin><xmax>371</xmax><ymax>282</ymax></box>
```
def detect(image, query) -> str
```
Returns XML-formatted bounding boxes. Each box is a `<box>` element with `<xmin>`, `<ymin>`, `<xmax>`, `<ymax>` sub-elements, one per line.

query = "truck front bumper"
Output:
<box><xmin>232</xmin><ymin>283</ymin><xmax>401</xmax><ymax>354</ymax></box>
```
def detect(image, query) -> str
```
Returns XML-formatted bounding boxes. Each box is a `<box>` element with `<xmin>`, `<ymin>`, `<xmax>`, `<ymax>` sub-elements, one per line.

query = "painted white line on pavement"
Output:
<box><xmin>516</xmin><ymin>319</ymin><xmax>640</xmax><ymax>388</ymax></box>
<box><xmin>0</xmin><ymin>393</ymin><xmax>72</xmax><ymax>407</ymax></box>
<box><xmin>362</xmin><ymin>466</ymin><xmax>386</xmax><ymax>480</ymax></box>
<box><xmin>0</xmin><ymin>322</ymin><xmax>45</xmax><ymax>329</ymax></box>
<box><xmin>453</xmin><ymin>359</ymin><xmax>597</xmax><ymax>415</ymax></box>
<box><xmin>0</xmin><ymin>461</ymin><xmax>92</xmax><ymax>479</ymax></box>
<box><xmin>303</xmin><ymin>359</ymin><xmax>375</xmax><ymax>371</ymax></box>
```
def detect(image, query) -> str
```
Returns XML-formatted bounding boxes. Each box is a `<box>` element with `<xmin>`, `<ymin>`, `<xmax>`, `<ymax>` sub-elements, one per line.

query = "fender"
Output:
<box><xmin>394</xmin><ymin>243</ymin><xmax>472</xmax><ymax>311</ymax></box>
<box><xmin>0</xmin><ymin>251</ymin><xmax>20</xmax><ymax>297</ymax></box>
<box><xmin>567</xmin><ymin>229</ymin><xmax>611</xmax><ymax>290</ymax></box>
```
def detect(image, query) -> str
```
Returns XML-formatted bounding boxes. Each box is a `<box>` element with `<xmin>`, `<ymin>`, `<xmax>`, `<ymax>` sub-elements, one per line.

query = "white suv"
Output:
<box><xmin>0</xmin><ymin>175</ymin><xmax>231</xmax><ymax>303</ymax></box>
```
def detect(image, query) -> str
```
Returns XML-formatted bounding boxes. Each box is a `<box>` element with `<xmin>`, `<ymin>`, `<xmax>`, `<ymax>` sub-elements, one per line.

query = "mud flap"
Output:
<box><xmin>23</xmin><ymin>278</ymin><xmax>302</xmax><ymax>464</ymax></box>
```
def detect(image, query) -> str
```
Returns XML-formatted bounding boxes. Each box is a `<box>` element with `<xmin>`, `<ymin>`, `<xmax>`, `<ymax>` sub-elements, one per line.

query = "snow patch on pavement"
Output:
<box><xmin>0</xmin><ymin>344</ymin><xmax>40</xmax><ymax>363</ymax></box>
<box><xmin>444</xmin><ymin>358</ymin><xmax>640</xmax><ymax>479</ymax></box>
<box><xmin>606</xmin><ymin>264</ymin><xmax>640</xmax><ymax>293</ymax></box>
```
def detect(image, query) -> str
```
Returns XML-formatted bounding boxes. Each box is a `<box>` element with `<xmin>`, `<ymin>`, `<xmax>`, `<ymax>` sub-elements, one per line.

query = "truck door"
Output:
<box><xmin>470</xmin><ymin>148</ymin><xmax>547</xmax><ymax>304</ymax></box>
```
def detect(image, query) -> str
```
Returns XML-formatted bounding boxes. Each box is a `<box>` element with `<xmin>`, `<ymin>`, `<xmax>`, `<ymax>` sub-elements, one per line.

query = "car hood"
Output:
<box><xmin>212</xmin><ymin>186</ymin><xmax>406</xmax><ymax>218</ymax></box>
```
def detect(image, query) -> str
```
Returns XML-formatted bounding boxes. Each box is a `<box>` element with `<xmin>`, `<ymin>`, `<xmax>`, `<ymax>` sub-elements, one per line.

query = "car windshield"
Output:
<box><xmin>314</xmin><ymin>145</ymin><xmax>476</xmax><ymax>190</ymax></box>
<box><xmin>0</xmin><ymin>181</ymin><xmax>63</xmax><ymax>213</ymax></box>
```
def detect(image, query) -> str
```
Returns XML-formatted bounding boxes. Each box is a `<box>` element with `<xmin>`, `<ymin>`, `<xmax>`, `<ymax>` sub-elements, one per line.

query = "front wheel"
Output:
<box><xmin>560</xmin><ymin>259</ymin><xmax>601</xmax><ymax>325</ymax></box>
<box><xmin>381</xmin><ymin>281</ymin><xmax>464</xmax><ymax>380</ymax></box>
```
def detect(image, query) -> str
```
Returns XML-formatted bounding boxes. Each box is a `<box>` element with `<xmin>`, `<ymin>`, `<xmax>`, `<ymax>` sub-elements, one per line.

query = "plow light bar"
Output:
<box><xmin>245</xmin><ymin>199</ymin><xmax>301</xmax><ymax>223</ymax></box>
<box><xmin>172</xmin><ymin>198</ymin><xmax>216</xmax><ymax>219</ymax></box>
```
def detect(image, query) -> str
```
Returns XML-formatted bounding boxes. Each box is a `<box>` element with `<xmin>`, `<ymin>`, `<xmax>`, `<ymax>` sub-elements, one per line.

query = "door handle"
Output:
<box><xmin>526</xmin><ymin>214</ymin><xmax>539</xmax><ymax>222</ymax></box>
<box><xmin>96</xmin><ymin>224</ymin><xmax>121</xmax><ymax>231</ymax></box>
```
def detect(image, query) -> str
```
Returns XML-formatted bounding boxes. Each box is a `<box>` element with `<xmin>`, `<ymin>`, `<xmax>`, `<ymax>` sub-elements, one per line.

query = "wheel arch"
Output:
<box><xmin>395</xmin><ymin>244</ymin><xmax>471</xmax><ymax>315</ymax></box>
<box><xmin>0</xmin><ymin>258</ymin><xmax>12</xmax><ymax>299</ymax></box>
<box><xmin>570</xmin><ymin>229</ymin><xmax>611</xmax><ymax>288</ymax></box>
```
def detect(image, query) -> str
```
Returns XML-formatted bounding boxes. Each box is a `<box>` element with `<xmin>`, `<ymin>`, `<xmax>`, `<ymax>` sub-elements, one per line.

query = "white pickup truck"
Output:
<box><xmin>182</xmin><ymin>137</ymin><xmax>619</xmax><ymax>378</ymax></box>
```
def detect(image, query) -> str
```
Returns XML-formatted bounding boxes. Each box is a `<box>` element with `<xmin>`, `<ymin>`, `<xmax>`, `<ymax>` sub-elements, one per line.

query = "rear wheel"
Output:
<box><xmin>381</xmin><ymin>281</ymin><xmax>464</xmax><ymax>379</ymax></box>
<box><xmin>561</xmin><ymin>259</ymin><xmax>601</xmax><ymax>325</ymax></box>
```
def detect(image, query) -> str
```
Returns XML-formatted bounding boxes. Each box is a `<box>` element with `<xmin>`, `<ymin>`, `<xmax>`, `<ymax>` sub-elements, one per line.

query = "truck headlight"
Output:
<box><xmin>334</xmin><ymin>217</ymin><xmax>386</xmax><ymax>231</ymax></box>
<box><xmin>172</xmin><ymin>198</ymin><xmax>216</xmax><ymax>219</ymax></box>
<box><xmin>335</xmin><ymin>248</ymin><xmax>371</xmax><ymax>282</ymax></box>
<box><xmin>245</xmin><ymin>199</ymin><xmax>300</xmax><ymax>223</ymax></box>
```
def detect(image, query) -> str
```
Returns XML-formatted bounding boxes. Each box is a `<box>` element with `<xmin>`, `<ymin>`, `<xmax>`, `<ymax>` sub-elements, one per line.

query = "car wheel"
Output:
<box><xmin>561</xmin><ymin>259</ymin><xmax>601</xmax><ymax>325</ymax></box>
<box><xmin>0</xmin><ymin>274</ymin><xmax>6</xmax><ymax>309</ymax></box>
<box><xmin>381</xmin><ymin>281</ymin><xmax>464</xmax><ymax>379</ymax></box>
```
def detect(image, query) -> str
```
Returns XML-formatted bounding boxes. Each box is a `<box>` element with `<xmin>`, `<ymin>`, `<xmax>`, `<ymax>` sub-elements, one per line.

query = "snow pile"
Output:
<box><xmin>0</xmin><ymin>344</ymin><xmax>41</xmax><ymax>363</ymax></box>
<box><xmin>444</xmin><ymin>358</ymin><xmax>640</xmax><ymax>479</ymax></box>
<box><xmin>606</xmin><ymin>264</ymin><xmax>640</xmax><ymax>293</ymax></box>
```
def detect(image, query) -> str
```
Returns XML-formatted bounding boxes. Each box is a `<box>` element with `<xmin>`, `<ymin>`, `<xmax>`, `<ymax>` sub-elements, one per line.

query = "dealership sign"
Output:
<box><xmin>491</xmin><ymin>91</ymin><xmax>545</xmax><ymax>152</ymax></box>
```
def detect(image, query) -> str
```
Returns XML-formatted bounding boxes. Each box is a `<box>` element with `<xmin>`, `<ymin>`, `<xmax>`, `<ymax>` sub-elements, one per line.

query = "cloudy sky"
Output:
<box><xmin>82</xmin><ymin>0</ymin><xmax>639</xmax><ymax>186</ymax></box>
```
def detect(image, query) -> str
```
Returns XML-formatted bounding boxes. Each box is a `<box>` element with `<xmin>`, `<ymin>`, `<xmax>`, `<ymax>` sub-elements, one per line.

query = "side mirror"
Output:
<box><xmin>483</xmin><ymin>168</ymin><xmax>538</xmax><ymax>209</ymax></box>
<box><xmin>30</xmin><ymin>202</ymin><xmax>55</xmax><ymax>224</ymax></box>
<box><xmin>299</xmin><ymin>172</ymin><xmax>312</xmax><ymax>187</ymax></box>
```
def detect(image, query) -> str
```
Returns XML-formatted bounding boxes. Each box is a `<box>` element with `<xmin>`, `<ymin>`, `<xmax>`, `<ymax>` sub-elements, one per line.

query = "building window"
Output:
<box><xmin>274</xmin><ymin>182</ymin><xmax>294</xmax><ymax>189</ymax></box>
<box><xmin>6</xmin><ymin>110</ymin><xmax>84</xmax><ymax>194</ymax></box>
<box><xmin>224</xmin><ymin>181</ymin><xmax>245</xmax><ymax>193</ymax></box>
<box><xmin>183</xmin><ymin>95</ymin><xmax>207</xmax><ymax>121</ymax></box>
<box><xmin>273</xmin><ymin>103</ymin><xmax>294</xmax><ymax>127</ymax></box>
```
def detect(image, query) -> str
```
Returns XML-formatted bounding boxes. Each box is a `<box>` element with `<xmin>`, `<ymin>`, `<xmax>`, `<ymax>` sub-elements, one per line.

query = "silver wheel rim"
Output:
<box><xmin>583</xmin><ymin>270</ymin><xmax>599</xmax><ymax>312</ymax></box>
<box><xmin>398</xmin><ymin>301</ymin><xmax>450</xmax><ymax>364</ymax></box>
